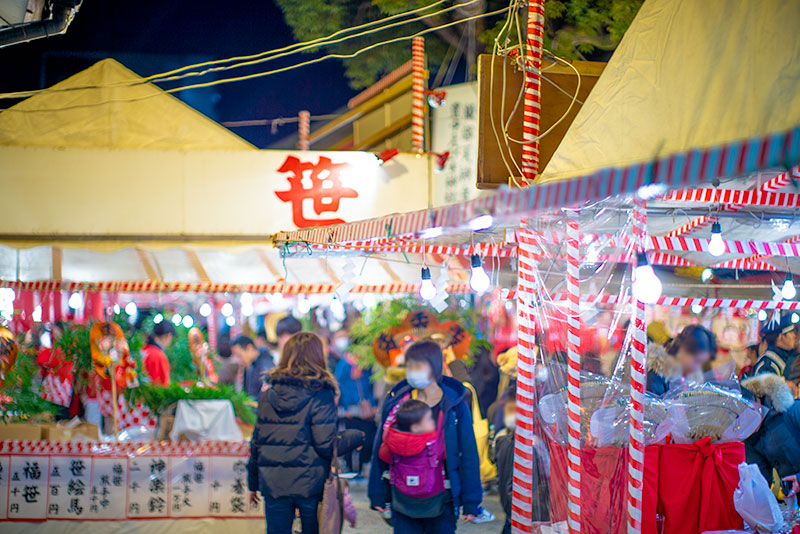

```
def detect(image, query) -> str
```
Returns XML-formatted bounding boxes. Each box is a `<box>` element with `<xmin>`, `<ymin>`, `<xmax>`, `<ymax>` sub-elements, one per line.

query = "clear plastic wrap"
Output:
<box><xmin>664</xmin><ymin>382</ymin><xmax>765</xmax><ymax>444</ymax></box>
<box><xmin>513</xmin><ymin>197</ymin><xmax>763</xmax><ymax>533</ymax></box>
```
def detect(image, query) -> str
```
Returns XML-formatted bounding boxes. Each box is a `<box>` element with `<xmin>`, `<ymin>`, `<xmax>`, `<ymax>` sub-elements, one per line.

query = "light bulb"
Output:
<box><xmin>182</xmin><ymin>315</ymin><xmax>194</xmax><ymax>328</ymax></box>
<box><xmin>707</xmin><ymin>222</ymin><xmax>725</xmax><ymax>257</ymax></box>
<box><xmin>701</xmin><ymin>268</ymin><xmax>713</xmax><ymax>283</ymax></box>
<box><xmin>153</xmin><ymin>313</ymin><xmax>164</xmax><ymax>324</ymax></box>
<box><xmin>469</xmin><ymin>254</ymin><xmax>491</xmax><ymax>293</ymax></box>
<box><xmin>469</xmin><ymin>213</ymin><xmax>493</xmax><ymax>232</ymax></box>
<box><xmin>199</xmin><ymin>302</ymin><xmax>211</xmax><ymax>317</ymax></box>
<box><xmin>240</xmin><ymin>292</ymin><xmax>253</xmax><ymax>307</ymax></box>
<box><xmin>632</xmin><ymin>253</ymin><xmax>662</xmax><ymax>304</ymax></box>
<box><xmin>421</xmin><ymin>226</ymin><xmax>443</xmax><ymax>239</ymax></box>
<box><xmin>113</xmin><ymin>304</ymin><xmax>121</xmax><ymax>315</ymax></box>
<box><xmin>221</xmin><ymin>302</ymin><xmax>233</xmax><ymax>317</ymax></box>
<box><xmin>419</xmin><ymin>267</ymin><xmax>436</xmax><ymax>301</ymax></box>
<box><xmin>782</xmin><ymin>274</ymin><xmax>796</xmax><ymax>300</ymax></box>
<box><xmin>792</xmin><ymin>313</ymin><xmax>800</xmax><ymax>324</ymax></box>
<box><xmin>757</xmin><ymin>309</ymin><xmax>768</xmax><ymax>321</ymax></box>
<box><xmin>297</xmin><ymin>297</ymin><xmax>311</xmax><ymax>315</ymax></box>
<box><xmin>32</xmin><ymin>305</ymin><xmax>42</xmax><ymax>322</ymax></box>
<box><xmin>68</xmin><ymin>292</ymin><xmax>83</xmax><ymax>310</ymax></box>
<box><xmin>125</xmin><ymin>302</ymin><xmax>137</xmax><ymax>316</ymax></box>
<box><xmin>691</xmin><ymin>304</ymin><xmax>703</xmax><ymax>314</ymax></box>
<box><xmin>362</xmin><ymin>294</ymin><xmax>376</xmax><ymax>309</ymax></box>
<box><xmin>225</xmin><ymin>316</ymin><xmax>235</xmax><ymax>327</ymax></box>
<box><xmin>172</xmin><ymin>313</ymin><xmax>182</xmax><ymax>326</ymax></box>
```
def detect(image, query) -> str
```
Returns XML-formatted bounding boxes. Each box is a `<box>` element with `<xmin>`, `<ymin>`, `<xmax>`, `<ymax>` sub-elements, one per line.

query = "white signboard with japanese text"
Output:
<box><xmin>431</xmin><ymin>81</ymin><xmax>482</xmax><ymax>206</ymax></box>
<box><xmin>0</xmin><ymin>441</ymin><xmax>264</xmax><ymax>521</ymax></box>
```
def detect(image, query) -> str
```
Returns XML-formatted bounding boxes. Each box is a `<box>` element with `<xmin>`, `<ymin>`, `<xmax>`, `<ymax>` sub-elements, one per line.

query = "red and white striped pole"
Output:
<box><xmin>298</xmin><ymin>110</ymin><xmax>310</xmax><ymax>151</ymax></box>
<box><xmin>565</xmin><ymin>208</ymin><xmax>582</xmax><ymax>534</ymax></box>
<box><xmin>512</xmin><ymin>224</ymin><xmax>538</xmax><ymax>534</ymax></box>
<box><xmin>411</xmin><ymin>36</ymin><xmax>426</xmax><ymax>153</ymax></box>
<box><xmin>521</xmin><ymin>0</ymin><xmax>545</xmax><ymax>184</ymax></box>
<box><xmin>628</xmin><ymin>200</ymin><xmax>648</xmax><ymax>534</ymax></box>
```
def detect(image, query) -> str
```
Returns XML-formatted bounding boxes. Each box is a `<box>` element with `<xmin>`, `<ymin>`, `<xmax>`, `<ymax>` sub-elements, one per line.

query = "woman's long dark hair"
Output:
<box><xmin>147</xmin><ymin>321</ymin><xmax>175</xmax><ymax>346</ymax></box>
<box><xmin>666</xmin><ymin>324</ymin><xmax>717</xmax><ymax>360</ymax></box>
<box><xmin>271</xmin><ymin>332</ymin><xmax>339</xmax><ymax>395</ymax></box>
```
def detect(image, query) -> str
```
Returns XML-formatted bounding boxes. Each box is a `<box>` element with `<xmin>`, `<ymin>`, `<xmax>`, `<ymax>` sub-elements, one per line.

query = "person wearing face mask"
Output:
<box><xmin>490</xmin><ymin>387</ymin><xmax>550</xmax><ymax>534</ymax></box>
<box><xmin>646</xmin><ymin>324</ymin><xmax>716</xmax><ymax>396</ymax></box>
<box><xmin>368</xmin><ymin>340</ymin><xmax>483</xmax><ymax>532</ymax></box>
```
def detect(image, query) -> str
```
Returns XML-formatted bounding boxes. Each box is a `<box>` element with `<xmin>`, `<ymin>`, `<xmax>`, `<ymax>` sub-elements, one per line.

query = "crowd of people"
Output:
<box><xmin>19</xmin><ymin>308</ymin><xmax>800</xmax><ymax>534</ymax></box>
<box><xmin>237</xmin><ymin>312</ymin><xmax>800</xmax><ymax>534</ymax></box>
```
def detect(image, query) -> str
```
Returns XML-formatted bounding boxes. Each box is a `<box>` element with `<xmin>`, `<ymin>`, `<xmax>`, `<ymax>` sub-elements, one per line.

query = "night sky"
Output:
<box><xmin>0</xmin><ymin>0</ymin><xmax>359</xmax><ymax>147</ymax></box>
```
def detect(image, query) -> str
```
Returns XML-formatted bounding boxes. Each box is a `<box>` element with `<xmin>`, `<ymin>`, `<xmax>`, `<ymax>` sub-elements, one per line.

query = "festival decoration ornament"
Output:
<box><xmin>0</xmin><ymin>326</ymin><xmax>18</xmax><ymax>386</ymax></box>
<box><xmin>371</xmin><ymin>310</ymin><xmax>471</xmax><ymax>369</ymax></box>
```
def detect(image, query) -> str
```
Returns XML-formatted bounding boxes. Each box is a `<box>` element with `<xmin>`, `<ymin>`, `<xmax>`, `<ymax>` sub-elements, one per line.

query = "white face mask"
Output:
<box><xmin>504</xmin><ymin>413</ymin><xmax>516</xmax><ymax>431</ymax></box>
<box><xmin>406</xmin><ymin>369</ymin><xmax>432</xmax><ymax>390</ymax></box>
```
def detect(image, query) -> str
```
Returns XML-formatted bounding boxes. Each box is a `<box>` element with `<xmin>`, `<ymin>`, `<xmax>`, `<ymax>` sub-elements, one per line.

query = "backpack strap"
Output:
<box><xmin>383</xmin><ymin>392</ymin><xmax>411</xmax><ymax>435</ymax></box>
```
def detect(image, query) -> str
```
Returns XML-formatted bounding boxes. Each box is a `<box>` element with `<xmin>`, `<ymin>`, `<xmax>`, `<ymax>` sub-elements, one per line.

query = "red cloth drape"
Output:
<box><xmin>549</xmin><ymin>443</ymin><xmax>641</xmax><ymax>534</ymax></box>
<box><xmin>656</xmin><ymin>438</ymin><xmax>744</xmax><ymax>533</ymax></box>
<box><xmin>549</xmin><ymin>439</ymin><xmax>741</xmax><ymax>534</ymax></box>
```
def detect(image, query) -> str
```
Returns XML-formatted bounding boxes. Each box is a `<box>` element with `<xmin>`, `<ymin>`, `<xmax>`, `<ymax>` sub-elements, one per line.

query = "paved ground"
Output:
<box><xmin>343</xmin><ymin>480</ymin><xmax>506</xmax><ymax>533</ymax></box>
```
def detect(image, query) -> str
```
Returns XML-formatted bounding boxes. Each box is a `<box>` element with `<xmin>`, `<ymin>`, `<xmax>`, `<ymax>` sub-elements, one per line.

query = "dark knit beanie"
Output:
<box><xmin>405</xmin><ymin>340</ymin><xmax>444</xmax><ymax>382</ymax></box>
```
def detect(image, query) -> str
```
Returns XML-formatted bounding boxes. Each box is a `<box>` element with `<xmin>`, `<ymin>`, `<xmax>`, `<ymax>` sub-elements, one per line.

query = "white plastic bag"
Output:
<box><xmin>733</xmin><ymin>463</ymin><xmax>783</xmax><ymax>532</ymax></box>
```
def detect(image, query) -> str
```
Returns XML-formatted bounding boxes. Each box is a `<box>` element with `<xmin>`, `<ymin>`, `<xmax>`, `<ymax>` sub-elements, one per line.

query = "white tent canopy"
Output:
<box><xmin>540</xmin><ymin>0</ymin><xmax>800</xmax><ymax>183</ymax></box>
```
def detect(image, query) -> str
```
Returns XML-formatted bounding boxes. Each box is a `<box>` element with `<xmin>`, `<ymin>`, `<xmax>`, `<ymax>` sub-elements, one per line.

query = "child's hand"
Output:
<box><xmin>249</xmin><ymin>491</ymin><xmax>261</xmax><ymax>506</ymax></box>
<box><xmin>463</xmin><ymin>514</ymin><xmax>476</xmax><ymax>523</ymax></box>
<box><xmin>373</xmin><ymin>506</ymin><xmax>388</xmax><ymax>513</ymax></box>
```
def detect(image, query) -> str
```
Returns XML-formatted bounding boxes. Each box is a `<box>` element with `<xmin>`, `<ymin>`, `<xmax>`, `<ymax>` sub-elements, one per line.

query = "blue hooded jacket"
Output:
<box><xmin>368</xmin><ymin>375</ymin><xmax>482</xmax><ymax>516</ymax></box>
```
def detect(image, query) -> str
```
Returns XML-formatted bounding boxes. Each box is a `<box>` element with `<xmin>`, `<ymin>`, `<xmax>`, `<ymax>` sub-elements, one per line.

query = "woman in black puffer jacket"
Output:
<box><xmin>247</xmin><ymin>332</ymin><xmax>363</xmax><ymax>534</ymax></box>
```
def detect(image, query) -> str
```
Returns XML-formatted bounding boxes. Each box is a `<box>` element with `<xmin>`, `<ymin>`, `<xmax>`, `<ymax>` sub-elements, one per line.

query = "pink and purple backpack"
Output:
<box><xmin>383</xmin><ymin>396</ymin><xmax>447</xmax><ymax>499</ymax></box>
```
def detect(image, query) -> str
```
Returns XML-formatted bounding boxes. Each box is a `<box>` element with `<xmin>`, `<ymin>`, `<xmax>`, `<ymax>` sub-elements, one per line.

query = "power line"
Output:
<box><xmin>0</xmin><ymin>0</ymin><xmax>472</xmax><ymax>100</ymax></box>
<box><xmin>1</xmin><ymin>6</ymin><xmax>510</xmax><ymax>114</ymax></box>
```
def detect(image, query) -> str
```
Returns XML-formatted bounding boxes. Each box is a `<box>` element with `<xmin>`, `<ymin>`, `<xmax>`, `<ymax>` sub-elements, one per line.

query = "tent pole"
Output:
<box><xmin>411</xmin><ymin>37</ymin><xmax>426</xmax><ymax>153</ymax></box>
<box><xmin>565</xmin><ymin>208</ymin><xmax>582</xmax><ymax>534</ymax></box>
<box><xmin>511</xmin><ymin>221</ymin><xmax>537</xmax><ymax>533</ymax></box>
<box><xmin>628</xmin><ymin>200</ymin><xmax>648</xmax><ymax>533</ymax></box>
<box><xmin>521</xmin><ymin>0</ymin><xmax>545</xmax><ymax>184</ymax></box>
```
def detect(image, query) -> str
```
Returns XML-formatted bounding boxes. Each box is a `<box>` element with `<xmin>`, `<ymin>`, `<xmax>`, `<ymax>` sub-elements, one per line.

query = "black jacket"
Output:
<box><xmin>247</xmin><ymin>375</ymin><xmax>337</xmax><ymax>499</ymax></box>
<box><xmin>491</xmin><ymin>429</ymin><xmax>515</xmax><ymax>517</ymax></box>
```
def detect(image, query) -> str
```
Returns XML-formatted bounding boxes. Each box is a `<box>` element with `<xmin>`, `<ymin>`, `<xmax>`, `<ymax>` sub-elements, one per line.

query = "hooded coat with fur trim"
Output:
<box><xmin>247</xmin><ymin>375</ymin><xmax>337</xmax><ymax>499</ymax></box>
<box><xmin>741</xmin><ymin>352</ymin><xmax>796</xmax><ymax>414</ymax></box>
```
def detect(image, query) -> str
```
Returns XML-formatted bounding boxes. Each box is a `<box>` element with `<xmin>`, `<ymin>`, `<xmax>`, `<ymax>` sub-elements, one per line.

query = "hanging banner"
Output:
<box><xmin>0</xmin><ymin>441</ymin><xmax>262</xmax><ymax>521</ymax></box>
<box><xmin>0</xmin><ymin>147</ymin><xmax>430</xmax><ymax>239</ymax></box>
<box><xmin>431</xmin><ymin>82</ymin><xmax>481</xmax><ymax>206</ymax></box>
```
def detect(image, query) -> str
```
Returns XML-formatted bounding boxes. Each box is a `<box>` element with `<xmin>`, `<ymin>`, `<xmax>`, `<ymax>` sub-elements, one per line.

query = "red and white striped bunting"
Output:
<box><xmin>0</xmin><ymin>279</ymin><xmax>470</xmax><ymax>295</ymax></box>
<box><xmin>275</xmin><ymin>127</ymin><xmax>800</xmax><ymax>246</ymax></box>
<box><xmin>662</xmin><ymin>166</ymin><xmax>800</xmax><ymax>237</ymax></box>
<box><xmin>0</xmin><ymin>440</ymin><xmax>250</xmax><ymax>456</ymax></box>
<box><xmin>649</xmin><ymin>236</ymin><xmax>800</xmax><ymax>257</ymax></box>
<box><xmin>308</xmin><ymin>242</ymin><xmax>516</xmax><ymax>258</ymax></box>
<box><xmin>661</xmin><ymin>187</ymin><xmax>800</xmax><ymax>208</ymax></box>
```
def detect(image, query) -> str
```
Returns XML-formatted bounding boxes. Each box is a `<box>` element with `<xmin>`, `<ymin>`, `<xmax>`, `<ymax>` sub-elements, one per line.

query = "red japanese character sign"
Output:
<box><xmin>274</xmin><ymin>155</ymin><xmax>358</xmax><ymax>228</ymax></box>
